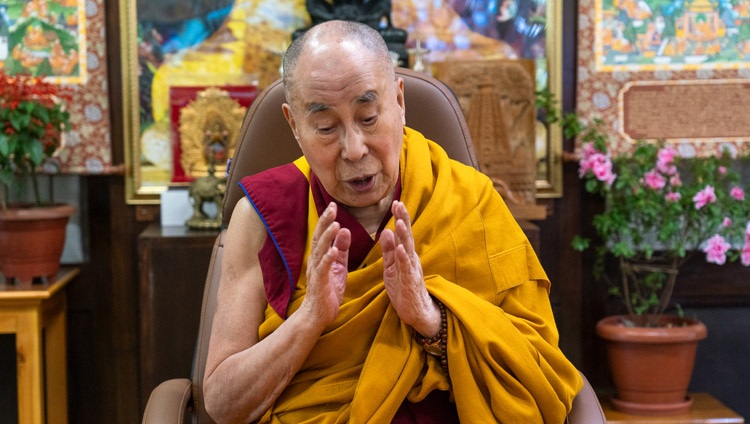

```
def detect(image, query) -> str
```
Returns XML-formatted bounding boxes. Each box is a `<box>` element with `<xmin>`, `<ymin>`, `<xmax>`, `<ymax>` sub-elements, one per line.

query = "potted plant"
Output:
<box><xmin>0</xmin><ymin>70</ymin><xmax>75</xmax><ymax>285</ymax></box>
<box><xmin>569</xmin><ymin>117</ymin><xmax>750</xmax><ymax>415</ymax></box>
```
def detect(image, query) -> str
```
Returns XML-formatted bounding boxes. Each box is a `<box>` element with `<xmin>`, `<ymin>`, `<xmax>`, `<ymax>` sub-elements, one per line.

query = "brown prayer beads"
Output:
<box><xmin>416</xmin><ymin>298</ymin><xmax>450</xmax><ymax>384</ymax></box>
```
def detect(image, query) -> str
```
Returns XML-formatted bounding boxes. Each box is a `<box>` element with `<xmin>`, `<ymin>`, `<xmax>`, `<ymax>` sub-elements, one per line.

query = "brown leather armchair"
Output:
<box><xmin>141</xmin><ymin>67</ymin><xmax>605</xmax><ymax>424</ymax></box>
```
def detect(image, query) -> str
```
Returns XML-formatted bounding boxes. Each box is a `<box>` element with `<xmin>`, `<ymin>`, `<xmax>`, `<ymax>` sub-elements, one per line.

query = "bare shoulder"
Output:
<box><xmin>208</xmin><ymin>197</ymin><xmax>267</xmax><ymax>358</ymax></box>
<box><xmin>224</xmin><ymin>197</ymin><xmax>266</xmax><ymax>253</ymax></box>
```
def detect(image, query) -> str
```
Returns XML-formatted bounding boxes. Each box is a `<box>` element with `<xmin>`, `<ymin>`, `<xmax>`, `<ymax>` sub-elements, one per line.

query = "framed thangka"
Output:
<box><xmin>121</xmin><ymin>0</ymin><xmax>563</xmax><ymax>203</ymax></box>
<box><xmin>577</xmin><ymin>0</ymin><xmax>750</xmax><ymax>158</ymax></box>
<box><xmin>121</xmin><ymin>0</ymin><xmax>308</xmax><ymax>204</ymax></box>
<box><xmin>0</xmin><ymin>0</ymin><xmax>86</xmax><ymax>82</ymax></box>
<box><xmin>0</xmin><ymin>0</ymin><xmax>113</xmax><ymax>174</ymax></box>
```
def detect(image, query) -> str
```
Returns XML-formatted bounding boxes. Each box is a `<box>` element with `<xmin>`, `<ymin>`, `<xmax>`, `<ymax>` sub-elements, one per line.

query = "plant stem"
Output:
<box><xmin>31</xmin><ymin>168</ymin><xmax>41</xmax><ymax>207</ymax></box>
<box><xmin>619</xmin><ymin>258</ymin><xmax>636</xmax><ymax>316</ymax></box>
<box><xmin>0</xmin><ymin>183</ymin><xmax>6</xmax><ymax>210</ymax></box>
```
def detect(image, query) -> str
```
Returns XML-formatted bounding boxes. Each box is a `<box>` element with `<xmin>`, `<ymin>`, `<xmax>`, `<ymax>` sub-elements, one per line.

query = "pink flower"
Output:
<box><xmin>719</xmin><ymin>166</ymin><xmax>727</xmax><ymax>175</ymax></box>
<box><xmin>742</xmin><ymin>246</ymin><xmax>750</xmax><ymax>266</ymax></box>
<box><xmin>702</xmin><ymin>234</ymin><xmax>731</xmax><ymax>265</ymax></box>
<box><xmin>643</xmin><ymin>170</ymin><xmax>666</xmax><ymax>190</ymax></box>
<box><xmin>579</xmin><ymin>143</ymin><xmax>616</xmax><ymax>186</ymax></box>
<box><xmin>603</xmin><ymin>171</ymin><xmax>616</xmax><ymax>187</ymax></box>
<box><xmin>578</xmin><ymin>143</ymin><xmax>599</xmax><ymax>174</ymax></box>
<box><xmin>669</xmin><ymin>174</ymin><xmax>682</xmax><ymax>187</ymax></box>
<box><xmin>723</xmin><ymin>217</ymin><xmax>732</xmax><ymax>228</ymax></box>
<box><xmin>693</xmin><ymin>185</ymin><xmax>716</xmax><ymax>209</ymax></box>
<box><xmin>657</xmin><ymin>146</ymin><xmax>677</xmax><ymax>175</ymax></box>
<box><xmin>665</xmin><ymin>192</ymin><xmax>681</xmax><ymax>202</ymax></box>
<box><xmin>582</xmin><ymin>142</ymin><xmax>598</xmax><ymax>158</ymax></box>
<box><xmin>731</xmin><ymin>186</ymin><xmax>745</xmax><ymax>201</ymax></box>
<box><xmin>580</xmin><ymin>154</ymin><xmax>616</xmax><ymax>187</ymax></box>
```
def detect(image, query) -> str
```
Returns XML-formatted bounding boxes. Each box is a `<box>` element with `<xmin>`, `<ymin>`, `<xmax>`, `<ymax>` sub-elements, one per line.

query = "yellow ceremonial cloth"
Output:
<box><xmin>257</xmin><ymin>128</ymin><xmax>582</xmax><ymax>423</ymax></box>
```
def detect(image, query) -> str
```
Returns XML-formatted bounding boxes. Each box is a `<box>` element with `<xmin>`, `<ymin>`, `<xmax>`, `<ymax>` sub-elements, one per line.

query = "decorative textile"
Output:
<box><xmin>244</xmin><ymin>127</ymin><xmax>582</xmax><ymax>422</ymax></box>
<box><xmin>57</xmin><ymin>0</ymin><xmax>113</xmax><ymax>173</ymax></box>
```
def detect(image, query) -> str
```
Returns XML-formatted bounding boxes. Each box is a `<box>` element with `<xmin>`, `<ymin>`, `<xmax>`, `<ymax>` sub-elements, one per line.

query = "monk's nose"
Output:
<box><xmin>340</xmin><ymin>129</ymin><xmax>368</xmax><ymax>161</ymax></box>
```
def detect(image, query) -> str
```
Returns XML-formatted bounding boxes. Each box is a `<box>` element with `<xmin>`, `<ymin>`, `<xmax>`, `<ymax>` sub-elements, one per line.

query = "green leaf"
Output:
<box><xmin>0</xmin><ymin>135</ymin><xmax>9</xmax><ymax>157</ymax></box>
<box><xmin>571</xmin><ymin>236</ymin><xmax>590</xmax><ymax>251</ymax></box>
<box><xmin>33</xmin><ymin>105</ymin><xmax>50</xmax><ymax>122</ymax></box>
<box><xmin>26</xmin><ymin>140</ymin><xmax>45</xmax><ymax>165</ymax></box>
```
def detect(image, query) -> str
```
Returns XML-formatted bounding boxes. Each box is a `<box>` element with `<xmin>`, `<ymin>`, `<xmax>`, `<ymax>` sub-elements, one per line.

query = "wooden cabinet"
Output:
<box><xmin>137</xmin><ymin>224</ymin><xmax>218</xmax><ymax>412</ymax></box>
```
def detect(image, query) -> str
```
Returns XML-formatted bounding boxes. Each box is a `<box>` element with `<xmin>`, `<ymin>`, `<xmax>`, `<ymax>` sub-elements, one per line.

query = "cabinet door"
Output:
<box><xmin>138</xmin><ymin>224</ymin><xmax>217</xmax><ymax>412</ymax></box>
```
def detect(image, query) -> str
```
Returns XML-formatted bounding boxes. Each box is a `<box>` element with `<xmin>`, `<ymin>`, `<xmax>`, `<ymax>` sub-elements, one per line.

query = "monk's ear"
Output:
<box><xmin>282</xmin><ymin>103</ymin><xmax>301</xmax><ymax>143</ymax></box>
<box><xmin>395</xmin><ymin>77</ymin><xmax>405</xmax><ymax>125</ymax></box>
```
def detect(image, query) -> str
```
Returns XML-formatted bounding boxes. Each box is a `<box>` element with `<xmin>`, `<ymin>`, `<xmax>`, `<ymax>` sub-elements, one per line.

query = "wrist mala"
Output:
<box><xmin>416</xmin><ymin>298</ymin><xmax>450</xmax><ymax>383</ymax></box>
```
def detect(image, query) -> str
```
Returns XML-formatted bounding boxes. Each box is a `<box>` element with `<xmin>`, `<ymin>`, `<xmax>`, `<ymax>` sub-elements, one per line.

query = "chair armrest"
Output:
<box><xmin>142</xmin><ymin>378</ymin><xmax>193</xmax><ymax>424</ymax></box>
<box><xmin>567</xmin><ymin>372</ymin><xmax>607</xmax><ymax>424</ymax></box>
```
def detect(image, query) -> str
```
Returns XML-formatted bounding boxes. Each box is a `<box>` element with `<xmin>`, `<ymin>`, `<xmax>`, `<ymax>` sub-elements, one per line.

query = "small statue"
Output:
<box><xmin>204</xmin><ymin>120</ymin><xmax>229</xmax><ymax>165</ymax></box>
<box><xmin>294</xmin><ymin>0</ymin><xmax>408</xmax><ymax>66</ymax></box>
<box><xmin>407</xmin><ymin>39</ymin><xmax>429</xmax><ymax>73</ymax></box>
<box><xmin>185</xmin><ymin>142</ymin><xmax>227</xmax><ymax>230</ymax></box>
<box><xmin>306</xmin><ymin>0</ymin><xmax>392</xmax><ymax>28</ymax></box>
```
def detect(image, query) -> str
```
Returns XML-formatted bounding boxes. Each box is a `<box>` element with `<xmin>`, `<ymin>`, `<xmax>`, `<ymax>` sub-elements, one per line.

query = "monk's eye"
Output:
<box><xmin>361</xmin><ymin>115</ymin><xmax>377</xmax><ymax>126</ymax></box>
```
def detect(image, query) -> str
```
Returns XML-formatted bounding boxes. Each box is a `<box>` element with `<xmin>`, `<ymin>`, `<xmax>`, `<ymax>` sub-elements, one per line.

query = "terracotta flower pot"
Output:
<box><xmin>596</xmin><ymin>314</ymin><xmax>708</xmax><ymax>415</ymax></box>
<box><xmin>0</xmin><ymin>203</ymin><xmax>76</xmax><ymax>285</ymax></box>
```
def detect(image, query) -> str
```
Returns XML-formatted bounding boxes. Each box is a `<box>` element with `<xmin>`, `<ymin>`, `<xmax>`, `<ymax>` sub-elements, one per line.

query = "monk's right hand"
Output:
<box><xmin>301</xmin><ymin>202</ymin><xmax>351</xmax><ymax>327</ymax></box>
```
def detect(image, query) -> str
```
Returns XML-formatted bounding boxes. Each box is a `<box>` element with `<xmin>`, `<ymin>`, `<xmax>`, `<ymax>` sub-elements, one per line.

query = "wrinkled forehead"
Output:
<box><xmin>290</xmin><ymin>50</ymin><xmax>393</xmax><ymax>111</ymax></box>
<box><xmin>287</xmin><ymin>30</ymin><xmax>393</xmax><ymax>91</ymax></box>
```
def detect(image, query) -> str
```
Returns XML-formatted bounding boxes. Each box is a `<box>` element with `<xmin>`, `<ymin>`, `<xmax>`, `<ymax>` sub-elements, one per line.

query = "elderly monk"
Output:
<box><xmin>203</xmin><ymin>19</ymin><xmax>582</xmax><ymax>423</ymax></box>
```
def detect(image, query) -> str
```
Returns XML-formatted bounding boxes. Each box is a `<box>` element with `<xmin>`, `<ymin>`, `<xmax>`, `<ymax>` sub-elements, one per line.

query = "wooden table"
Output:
<box><xmin>0</xmin><ymin>268</ymin><xmax>78</xmax><ymax>424</ymax></box>
<box><xmin>602</xmin><ymin>393</ymin><xmax>744</xmax><ymax>423</ymax></box>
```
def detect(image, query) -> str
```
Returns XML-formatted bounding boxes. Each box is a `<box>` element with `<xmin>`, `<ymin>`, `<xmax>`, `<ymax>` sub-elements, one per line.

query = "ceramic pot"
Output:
<box><xmin>0</xmin><ymin>203</ymin><xmax>76</xmax><ymax>285</ymax></box>
<box><xmin>596</xmin><ymin>314</ymin><xmax>707</xmax><ymax>415</ymax></box>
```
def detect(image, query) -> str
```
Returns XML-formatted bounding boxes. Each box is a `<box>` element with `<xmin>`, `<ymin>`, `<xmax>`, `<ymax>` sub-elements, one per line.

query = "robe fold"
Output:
<box><xmin>241</xmin><ymin>127</ymin><xmax>582</xmax><ymax>423</ymax></box>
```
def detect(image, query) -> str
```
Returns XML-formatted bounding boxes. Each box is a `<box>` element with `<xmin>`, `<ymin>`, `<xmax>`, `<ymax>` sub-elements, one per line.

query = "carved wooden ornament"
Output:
<box><xmin>434</xmin><ymin>59</ymin><xmax>537</xmax><ymax>205</ymax></box>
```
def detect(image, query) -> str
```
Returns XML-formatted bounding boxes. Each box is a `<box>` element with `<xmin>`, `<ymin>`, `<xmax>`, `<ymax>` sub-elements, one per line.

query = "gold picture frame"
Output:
<box><xmin>537</xmin><ymin>0</ymin><xmax>564</xmax><ymax>198</ymax></box>
<box><xmin>120</xmin><ymin>0</ymin><xmax>278</xmax><ymax>204</ymax></box>
<box><xmin>121</xmin><ymin>1</ymin><xmax>563</xmax><ymax>204</ymax></box>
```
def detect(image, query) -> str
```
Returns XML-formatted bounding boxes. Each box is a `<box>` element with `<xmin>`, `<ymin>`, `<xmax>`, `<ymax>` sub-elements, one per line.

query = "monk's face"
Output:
<box><xmin>282</xmin><ymin>40</ymin><xmax>405</xmax><ymax>209</ymax></box>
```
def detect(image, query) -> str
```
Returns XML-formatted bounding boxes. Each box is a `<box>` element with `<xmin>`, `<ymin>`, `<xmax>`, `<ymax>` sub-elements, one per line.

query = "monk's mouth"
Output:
<box><xmin>347</xmin><ymin>175</ymin><xmax>375</xmax><ymax>191</ymax></box>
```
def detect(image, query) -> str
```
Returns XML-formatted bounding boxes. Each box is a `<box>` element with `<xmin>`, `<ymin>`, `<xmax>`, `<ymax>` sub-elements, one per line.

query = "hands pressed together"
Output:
<box><xmin>301</xmin><ymin>201</ymin><xmax>441</xmax><ymax>338</ymax></box>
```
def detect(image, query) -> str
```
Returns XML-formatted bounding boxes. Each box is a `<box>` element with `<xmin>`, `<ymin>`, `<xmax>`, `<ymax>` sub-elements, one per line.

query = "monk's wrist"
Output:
<box><xmin>414</xmin><ymin>296</ymin><xmax>441</xmax><ymax>338</ymax></box>
<box><xmin>414</xmin><ymin>298</ymin><xmax>451</xmax><ymax>382</ymax></box>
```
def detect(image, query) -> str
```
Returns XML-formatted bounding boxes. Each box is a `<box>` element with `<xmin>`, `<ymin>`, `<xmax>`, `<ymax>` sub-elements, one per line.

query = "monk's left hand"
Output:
<box><xmin>380</xmin><ymin>201</ymin><xmax>441</xmax><ymax>338</ymax></box>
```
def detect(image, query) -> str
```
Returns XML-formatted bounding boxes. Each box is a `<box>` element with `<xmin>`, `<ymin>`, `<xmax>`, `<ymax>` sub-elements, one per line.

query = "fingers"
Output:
<box><xmin>311</xmin><ymin>203</ymin><xmax>340</xmax><ymax>263</ymax></box>
<box><xmin>390</xmin><ymin>201</ymin><xmax>416</xmax><ymax>259</ymax></box>
<box><xmin>332</xmin><ymin>227</ymin><xmax>352</xmax><ymax>254</ymax></box>
<box><xmin>310</xmin><ymin>203</ymin><xmax>352</xmax><ymax>275</ymax></box>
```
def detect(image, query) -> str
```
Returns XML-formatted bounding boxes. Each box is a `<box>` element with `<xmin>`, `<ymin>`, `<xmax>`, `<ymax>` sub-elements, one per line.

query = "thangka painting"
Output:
<box><xmin>0</xmin><ymin>0</ymin><xmax>86</xmax><ymax>84</ymax></box>
<box><xmin>595</xmin><ymin>0</ymin><xmax>750</xmax><ymax>72</ymax></box>
<box><xmin>0</xmin><ymin>0</ymin><xmax>113</xmax><ymax>174</ymax></box>
<box><xmin>577</xmin><ymin>0</ymin><xmax>750</xmax><ymax>158</ymax></box>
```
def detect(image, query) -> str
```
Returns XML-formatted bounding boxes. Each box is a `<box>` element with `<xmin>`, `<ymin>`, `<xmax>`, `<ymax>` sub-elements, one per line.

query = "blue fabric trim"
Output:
<box><xmin>238</xmin><ymin>181</ymin><xmax>295</xmax><ymax>295</ymax></box>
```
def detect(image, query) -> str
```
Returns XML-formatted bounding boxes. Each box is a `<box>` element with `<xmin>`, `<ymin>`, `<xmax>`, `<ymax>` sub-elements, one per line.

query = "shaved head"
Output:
<box><xmin>282</xmin><ymin>20</ymin><xmax>395</xmax><ymax>104</ymax></box>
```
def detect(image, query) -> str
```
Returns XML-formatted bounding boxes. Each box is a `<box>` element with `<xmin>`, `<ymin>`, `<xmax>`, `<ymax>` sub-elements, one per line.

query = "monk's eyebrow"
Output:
<box><xmin>357</xmin><ymin>91</ymin><xmax>377</xmax><ymax>104</ymax></box>
<box><xmin>305</xmin><ymin>91</ymin><xmax>378</xmax><ymax>115</ymax></box>
<box><xmin>306</xmin><ymin>103</ymin><xmax>328</xmax><ymax>115</ymax></box>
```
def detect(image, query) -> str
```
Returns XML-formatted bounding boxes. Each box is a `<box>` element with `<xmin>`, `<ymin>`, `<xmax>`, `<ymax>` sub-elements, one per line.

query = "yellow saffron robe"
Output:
<box><xmin>256</xmin><ymin>128</ymin><xmax>582</xmax><ymax>423</ymax></box>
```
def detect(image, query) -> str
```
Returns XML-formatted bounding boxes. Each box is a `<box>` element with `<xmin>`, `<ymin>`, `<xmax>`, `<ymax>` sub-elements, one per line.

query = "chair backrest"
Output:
<box><xmin>189</xmin><ymin>68</ymin><xmax>479</xmax><ymax>423</ymax></box>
